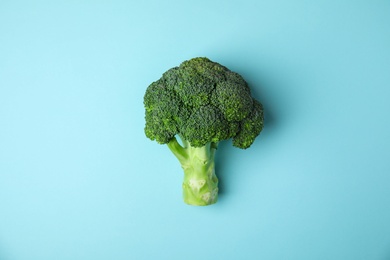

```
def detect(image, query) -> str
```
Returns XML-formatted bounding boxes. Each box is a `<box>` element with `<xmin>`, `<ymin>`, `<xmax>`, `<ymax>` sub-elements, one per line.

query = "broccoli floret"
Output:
<box><xmin>144</xmin><ymin>57</ymin><xmax>264</xmax><ymax>206</ymax></box>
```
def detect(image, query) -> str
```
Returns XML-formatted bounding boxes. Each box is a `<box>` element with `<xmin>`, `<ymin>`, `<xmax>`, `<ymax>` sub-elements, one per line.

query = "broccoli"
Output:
<box><xmin>144</xmin><ymin>57</ymin><xmax>264</xmax><ymax>206</ymax></box>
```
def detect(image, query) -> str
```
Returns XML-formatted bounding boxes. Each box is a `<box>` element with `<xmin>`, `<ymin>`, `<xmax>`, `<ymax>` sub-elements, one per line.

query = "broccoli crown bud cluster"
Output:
<box><xmin>144</xmin><ymin>57</ymin><xmax>263</xmax><ymax>149</ymax></box>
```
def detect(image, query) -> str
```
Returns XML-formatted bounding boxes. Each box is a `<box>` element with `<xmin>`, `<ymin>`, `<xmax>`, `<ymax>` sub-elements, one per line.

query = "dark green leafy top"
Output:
<box><xmin>144</xmin><ymin>57</ymin><xmax>263</xmax><ymax>149</ymax></box>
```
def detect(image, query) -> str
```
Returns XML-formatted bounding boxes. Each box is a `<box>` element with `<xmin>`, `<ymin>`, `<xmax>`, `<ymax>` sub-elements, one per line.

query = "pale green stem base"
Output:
<box><xmin>167</xmin><ymin>137</ymin><xmax>219</xmax><ymax>206</ymax></box>
<box><xmin>182</xmin><ymin>153</ymin><xmax>218</xmax><ymax>206</ymax></box>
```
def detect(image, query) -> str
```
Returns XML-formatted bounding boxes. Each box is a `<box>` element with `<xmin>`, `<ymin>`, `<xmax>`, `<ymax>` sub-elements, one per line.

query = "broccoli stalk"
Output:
<box><xmin>144</xmin><ymin>57</ymin><xmax>264</xmax><ymax>206</ymax></box>
<box><xmin>167</xmin><ymin>136</ymin><xmax>219</xmax><ymax>205</ymax></box>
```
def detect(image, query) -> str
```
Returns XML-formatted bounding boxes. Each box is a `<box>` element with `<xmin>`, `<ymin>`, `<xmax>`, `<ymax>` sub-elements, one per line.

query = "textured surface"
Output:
<box><xmin>144</xmin><ymin>57</ymin><xmax>263</xmax><ymax>148</ymax></box>
<box><xmin>1</xmin><ymin>1</ymin><xmax>390</xmax><ymax>260</ymax></box>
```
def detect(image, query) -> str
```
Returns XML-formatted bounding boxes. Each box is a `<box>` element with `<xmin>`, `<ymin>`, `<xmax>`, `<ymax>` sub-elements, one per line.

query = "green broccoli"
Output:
<box><xmin>144</xmin><ymin>57</ymin><xmax>264</xmax><ymax>206</ymax></box>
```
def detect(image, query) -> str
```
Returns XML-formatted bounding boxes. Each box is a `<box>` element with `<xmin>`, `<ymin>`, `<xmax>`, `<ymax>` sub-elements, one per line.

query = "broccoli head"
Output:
<box><xmin>144</xmin><ymin>57</ymin><xmax>264</xmax><ymax>206</ymax></box>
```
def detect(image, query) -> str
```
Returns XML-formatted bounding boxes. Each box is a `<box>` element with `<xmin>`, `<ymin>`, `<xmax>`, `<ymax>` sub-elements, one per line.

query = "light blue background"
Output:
<box><xmin>1</xmin><ymin>1</ymin><xmax>390</xmax><ymax>259</ymax></box>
